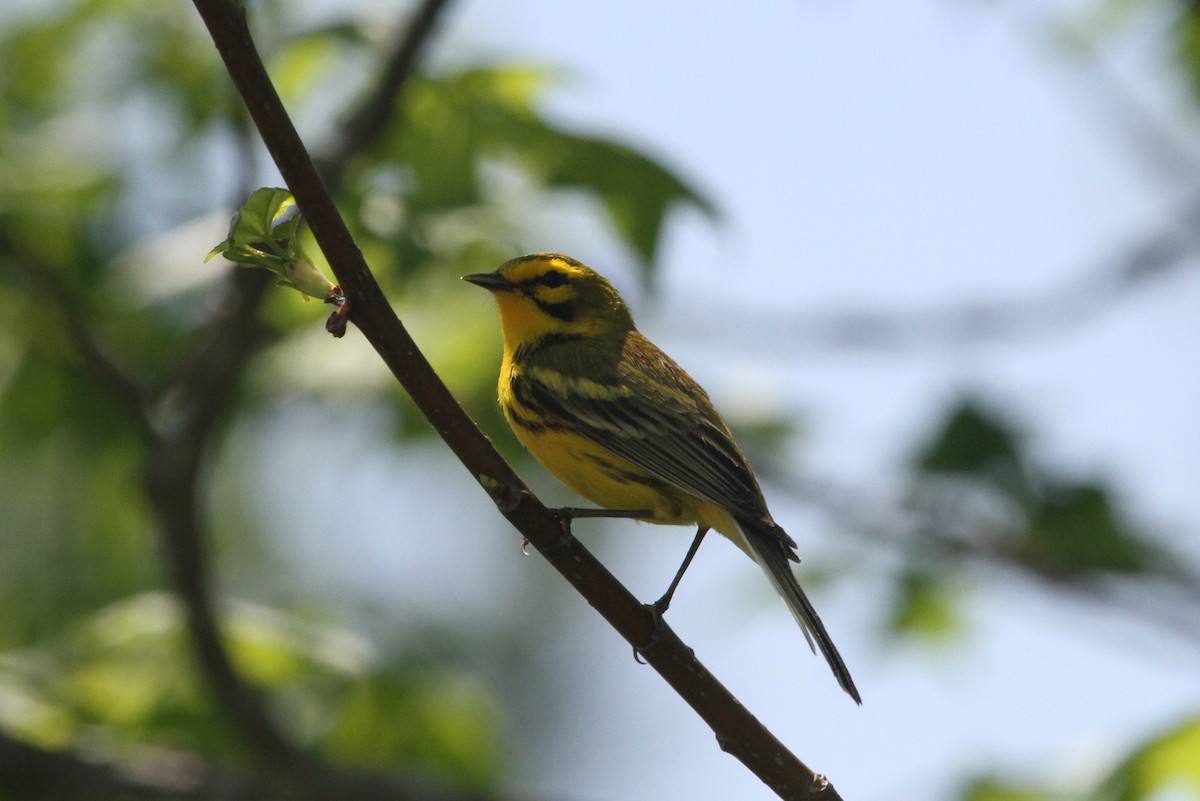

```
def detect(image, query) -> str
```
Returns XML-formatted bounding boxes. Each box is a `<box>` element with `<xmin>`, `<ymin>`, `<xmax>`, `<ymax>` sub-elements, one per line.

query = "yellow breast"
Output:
<box><xmin>498</xmin><ymin>356</ymin><xmax>740</xmax><ymax>544</ymax></box>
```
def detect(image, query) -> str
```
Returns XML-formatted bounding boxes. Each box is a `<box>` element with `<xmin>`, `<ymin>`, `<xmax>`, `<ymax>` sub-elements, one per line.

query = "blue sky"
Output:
<box><xmin>245</xmin><ymin>1</ymin><xmax>1200</xmax><ymax>799</ymax></box>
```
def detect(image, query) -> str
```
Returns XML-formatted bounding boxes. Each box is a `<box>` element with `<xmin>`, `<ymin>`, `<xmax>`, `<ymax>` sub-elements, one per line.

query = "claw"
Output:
<box><xmin>633</xmin><ymin>602</ymin><xmax>667</xmax><ymax>662</ymax></box>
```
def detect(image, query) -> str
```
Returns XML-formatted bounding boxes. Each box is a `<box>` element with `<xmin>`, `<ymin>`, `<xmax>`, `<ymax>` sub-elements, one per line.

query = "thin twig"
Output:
<box><xmin>667</xmin><ymin>201</ymin><xmax>1199</xmax><ymax>354</ymax></box>
<box><xmin>5</xmin><ymin>250</ymin><xmax>154</xmax><ymax>441</ymax></box>
<box><xmin>1008</xmin><ymin>4</ymin><xmax>1200</xmax><ymax>190</ymax></box>
<box><xmin>776</xmin><ymin>467</ymin><xmax>1200</xmax><ymax>651</ymax></box>
<box><xmin>189</xmin><ymin>1</ymin><xmax>847</xmax><ymax>798</ymax></box>
<box><xmin>317</xmin><ymin>0</ymin><xmax>453</xmax><ymax>186</ymax></box>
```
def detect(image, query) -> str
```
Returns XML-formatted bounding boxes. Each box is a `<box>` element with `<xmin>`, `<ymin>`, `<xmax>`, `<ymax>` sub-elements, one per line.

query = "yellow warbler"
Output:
<box><xmin>465</xmin><ymin>253</ymin><xmax>859</xmax><ymax>703</ymax></box>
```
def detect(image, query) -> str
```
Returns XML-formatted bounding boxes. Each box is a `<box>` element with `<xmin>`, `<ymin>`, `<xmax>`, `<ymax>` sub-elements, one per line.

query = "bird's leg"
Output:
<box><xmin>652</xmin><ymin>526</ymin><xmax>708</xmax><ymax>615</ymax></box>
<box><xmin>525</xmin><ymin>508</ymin><xmax>654</xmax><ymax>553</ymax></box>
<box><xmin>633</xmin><ymin>526</ymin><xmax>710</xmax><ymax>662</ymax></box>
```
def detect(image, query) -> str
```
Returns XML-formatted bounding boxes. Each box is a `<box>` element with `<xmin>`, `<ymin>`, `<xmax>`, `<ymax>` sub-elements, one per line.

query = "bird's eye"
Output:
<box><xmin>539</xmin><ymin>270</ymin><xmax>567</xmax><ymax>288</ymax></box>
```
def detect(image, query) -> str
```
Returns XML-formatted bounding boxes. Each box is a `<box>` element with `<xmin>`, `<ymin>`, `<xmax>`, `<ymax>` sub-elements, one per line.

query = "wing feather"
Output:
<box><xmin>515</xmin><ymin>332</ymin><xmax>768</xmax><ymax>522</ymax></box>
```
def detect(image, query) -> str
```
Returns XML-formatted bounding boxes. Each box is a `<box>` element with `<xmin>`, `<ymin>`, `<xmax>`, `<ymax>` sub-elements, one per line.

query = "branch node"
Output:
<box><xmin>809</xmin><ymin>773</ymin><xmax>832</xmax><ymax>794</ymax></box>
<box><xmin>324</xmin><ymin>287</ymin><xmax>350</xmax><ymax>337</ymax></box>
<box><xmin>632</xmin><ymin>603</ymin><xmax>668</xmax><ymax>662</ymax></box>
<box><xmin>499</xmin><ymin>481</ymin><xmax>531</xmax><ymax>517</ymax></box>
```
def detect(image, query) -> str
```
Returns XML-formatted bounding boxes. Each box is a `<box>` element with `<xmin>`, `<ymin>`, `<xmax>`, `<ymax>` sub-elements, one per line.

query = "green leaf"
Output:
<box><xmin>0</xmin><ymin>16</ymin><xmax>73</xmax><ymax>115</ymax></box>
<box><xmin>959</xmin><ymin>777</ymin><xmax>1055</xmax><ymax>801</ymax></box>
<box><xmin>322</xmin><ymin>671</ymin><xmax>502</xmax><ymax>790</ymax></box>
<box><xmin>369</xmin><ymin>65</ymin><xmax>715</xmax><ymax>272</ymax></box>
<box><xmin>1022</xmin><ymin>483</ymin><xmax>1153</xmax><ymax>577</ymax></box>
<box><xmin>536</xmin><ymin>131</ymin><xmax>715</xmax><ymax>269</ymax></box>
<box><xmin>1093</xmin><ymin>715</ymin><xmax>1200</xmax><ymax>801</ymax></box>
<box><xmin>1177</xmin><ymin>9</ymin><xmax>1200</xmax><ymax>102</ymax></box>
<box><xmin>915</xmin><ymin>399</ymin><xmax>1023</xmax><ymax>478</ymax></box>
<box><xmin>888</xmin><ymin>569</ymin><xmax>962</xmax><ymax>641</ymax></box>
<box><xmin>208</xmin><ymin>188</ymin><xmax>335</xmax><ymax>300</ymax></box>
<box><xmin>208</xmin><ymin>187</ymin><xmax>297</xmax><ymax>261</ymax></box>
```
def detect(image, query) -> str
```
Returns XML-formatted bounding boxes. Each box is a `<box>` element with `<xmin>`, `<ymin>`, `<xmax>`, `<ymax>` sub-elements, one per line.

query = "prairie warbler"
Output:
<box><xmin>465</xmin><ymin>253</ymin><xmax>860</xmax><ymax>704</ymax></box>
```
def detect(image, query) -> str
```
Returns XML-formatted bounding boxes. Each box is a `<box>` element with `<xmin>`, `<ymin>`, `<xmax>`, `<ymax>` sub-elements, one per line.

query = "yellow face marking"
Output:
<box><xmin>495</xmin><ymin>253</ymin><xmax>588</xmax><ymax>284</ymax></box>
<box><xmin>490</xmin><ymin>290</ymin><xmax>563</xmax><ymax>346</ymax></box>
<box><xmin>485</xmin><ymin>254</ymin><xmax>621</xmax><ymax>345</ymax></box>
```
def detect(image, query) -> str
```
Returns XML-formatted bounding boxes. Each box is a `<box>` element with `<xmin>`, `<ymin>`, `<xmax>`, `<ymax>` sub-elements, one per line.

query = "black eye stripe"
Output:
<box><xmin>535</xmin><ymin>299</ymin><xmax>575</xmax><ymax>321</ymax></box>
<box><xmin>513</xmin><ymin>269</ymin><xmax>574</xmax><ymax>320</ymax></box>
<box><xmin>539</xmin><ymin>270</ymin><xmax>567</xmax><ymax>287</ymax></box>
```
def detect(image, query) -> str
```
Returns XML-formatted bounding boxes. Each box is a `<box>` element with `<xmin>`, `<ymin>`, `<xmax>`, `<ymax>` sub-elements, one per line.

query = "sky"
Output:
<box><xmin>243</xmin><ymin>1</ymin><xmax>1200</xmax><ymax>800</ymax></box>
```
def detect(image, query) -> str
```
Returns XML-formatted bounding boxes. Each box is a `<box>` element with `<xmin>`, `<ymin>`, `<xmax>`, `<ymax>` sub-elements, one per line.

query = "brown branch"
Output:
<box><xmin>140</xmin><ymin>261</ymin><xmax>525</xmax><ymax>801</ymax></box>
<box><xmin>144</xmin><ymin>268</ymin><xmax>297</xmax><ymax>769</ymax></box>
<box><xmin>139</xmin><ymin>0</ymin><xmax>460</xmax><ymax>790</ymax></box>
<box><xmin>4</xmin><ymin>4</ymin><xmax>518</xmax><ymax>798</ymax></box>
<box><xmin>189</xmin><ymin>1</ymin><xmax>848</xmax><ymax>799</ymax></box>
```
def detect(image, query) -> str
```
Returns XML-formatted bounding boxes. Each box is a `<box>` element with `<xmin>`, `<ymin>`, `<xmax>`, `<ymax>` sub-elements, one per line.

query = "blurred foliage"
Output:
<box><xmin>893</xmin><ymin>398</ymin><xmax>1171</xmax><ymax>642</ymax></box>
<box><xmin>959</xmin><ymin>779</ymin><xmax>1055</xmax><ymax>801</ymax></box>
<box><xmin>335</xmin><ymin>62</ymin><xmax>713</xmax><ymax>289</ymax></box>
<box><xmin>915</xmin><ymin>402</ymin><xmax>1026</xmax><ymax>487</ymax></box>
<box><xmin>955</xmin><ymin>714</ymin><xmax>1200</xmax><ymax>801</ymax></box>
<box><xmin>887</xmin><ymin>569</ymin><xmax>963</xmax><ymax>641</ymax></box>
<box><xmin>896</xmin><ymin>394</ymin><xmax>1200</xmax><ymax>797</ymax></box>
<box><xmin>0</xmin><ymin>0</ymin><xmax>708</xmax><ymax>793</ymax></box>
<box><xmin>0</xmin><ymin>593</ymin><xmax>501</xmax><ymax>789</ymax></box>
<box><xmin>917</xmin><ymin>399</ymin><xmax>1160</xmax><ymax>577</ymax></box>
<box><xmin>1094</xmin><ymin>715</ymin><xmax>1200</xmax><ymax>801</ymax></box>
<box><xmin>0</xmin><ymin>0</ymin><xmax>1197</xmax><ymax>798</ymax></box>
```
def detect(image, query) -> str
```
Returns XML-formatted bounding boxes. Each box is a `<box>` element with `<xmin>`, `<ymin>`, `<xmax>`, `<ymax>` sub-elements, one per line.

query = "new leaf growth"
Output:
<box><xmin>207</xmin><ymin>187</ymin><xmax>337</xmax><ymax>302</ymax></box>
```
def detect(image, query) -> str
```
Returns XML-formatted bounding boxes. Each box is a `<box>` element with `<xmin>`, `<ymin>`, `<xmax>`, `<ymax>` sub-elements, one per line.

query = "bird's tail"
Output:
<box><xmin>735</xmin><ymin>518</ymin><xmax>862</xmax><ymax>705</ymax></box>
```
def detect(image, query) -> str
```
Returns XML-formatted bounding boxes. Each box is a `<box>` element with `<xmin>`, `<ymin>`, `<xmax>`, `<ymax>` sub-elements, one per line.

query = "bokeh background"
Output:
<box><xmin>1</xmin><ymin>1</ymin><xmax>1197</xmax><ymax>800</ymax></box>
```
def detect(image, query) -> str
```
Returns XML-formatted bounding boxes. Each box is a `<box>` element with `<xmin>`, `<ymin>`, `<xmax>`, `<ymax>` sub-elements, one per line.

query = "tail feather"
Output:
<box><xmin>735</xmin><ymin>519</ymin><xmax>862</xmax><ymax>705</ymax></box>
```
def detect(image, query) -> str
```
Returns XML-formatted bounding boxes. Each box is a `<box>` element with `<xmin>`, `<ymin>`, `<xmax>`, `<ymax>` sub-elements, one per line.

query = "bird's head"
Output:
<box><xmin>463</xmin><ymin>253</ymin><xmax>635</xmax><ymax>345</ymax></box>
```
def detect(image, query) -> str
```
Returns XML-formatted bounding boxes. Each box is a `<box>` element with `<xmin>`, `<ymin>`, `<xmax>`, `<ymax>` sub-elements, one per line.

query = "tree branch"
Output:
<box><xmin>666</xmin><ymin>202</ymin><xmax>1199</xmax><ymax>354</ymax></box>
<box><xmin>5</xmin><ymin>251</ymin><xmax>154</xmax><ymax>442</ymax></box>
<box><xmin>317</xmin><ymin>0</ymin><xmax>452</xmax><ymax>187</ymax></box>
<box><xmin>189</xmin><ymin>1</ymin><xmax>848</xmax><ymax>799</ymax></box>
<box><xmin>138</xmin><ymin>0</ymin><xmax>462</xmax><ymax>791</ymax></box>
<box><xmin>776</xmin><ymin>466</ymin><xmax>1200</xmax><ymax>651</ymax></box>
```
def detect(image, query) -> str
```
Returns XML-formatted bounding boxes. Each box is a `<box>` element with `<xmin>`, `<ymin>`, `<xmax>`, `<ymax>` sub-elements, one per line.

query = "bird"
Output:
<box><xmin>464</xmin><ymin>253</ymin><xmax>860</xmax><ymax>704</ymax></box>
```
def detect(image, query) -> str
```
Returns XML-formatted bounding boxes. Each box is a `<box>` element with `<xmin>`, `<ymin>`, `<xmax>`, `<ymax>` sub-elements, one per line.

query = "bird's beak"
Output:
<box><xmin>462</xmin><ymin>272</ymin><xmax>515</xmax><ymax>292</ymax></box>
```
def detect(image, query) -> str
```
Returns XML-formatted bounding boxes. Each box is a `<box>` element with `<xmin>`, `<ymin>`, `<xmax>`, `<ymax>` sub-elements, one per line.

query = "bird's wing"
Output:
<box><xmin>514</xmin><ymin>334</ymin><xmax>771</xmax><ymax>525</ymax></box>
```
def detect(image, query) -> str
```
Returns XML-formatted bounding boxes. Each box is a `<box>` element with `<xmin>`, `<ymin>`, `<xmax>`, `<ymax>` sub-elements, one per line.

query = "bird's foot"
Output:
<box><xmin>633</xmin><ymin>602</ymin><xmax>668</xmax><ymax>664</ymax></box>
